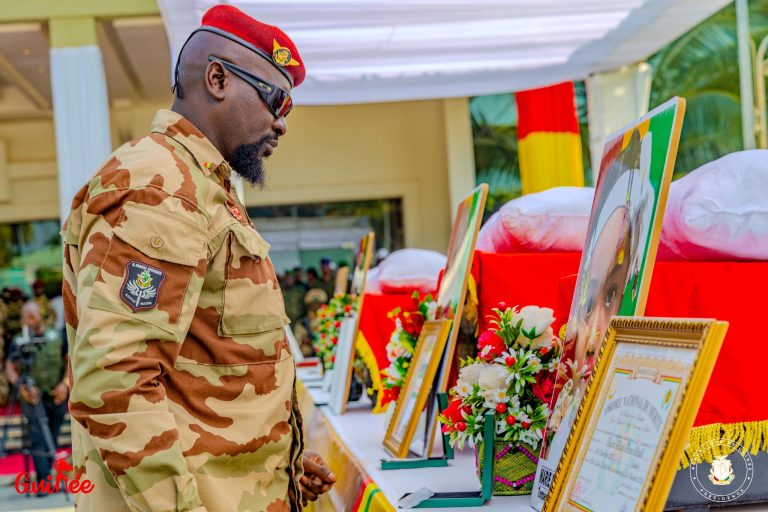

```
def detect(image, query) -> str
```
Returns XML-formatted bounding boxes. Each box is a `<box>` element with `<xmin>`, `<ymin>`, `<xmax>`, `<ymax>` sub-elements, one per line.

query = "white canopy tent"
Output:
<box><xmin>157</xmin><ymin>0</ymin><xmax>732</xmax><ymax>105</ymax></box>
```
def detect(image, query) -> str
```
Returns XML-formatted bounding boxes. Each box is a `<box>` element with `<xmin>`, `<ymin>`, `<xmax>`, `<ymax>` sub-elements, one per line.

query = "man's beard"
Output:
<box><xmin>231</xmin><ymin>135</ymin><xmax>272</xmax><ymax>188</ymax></box>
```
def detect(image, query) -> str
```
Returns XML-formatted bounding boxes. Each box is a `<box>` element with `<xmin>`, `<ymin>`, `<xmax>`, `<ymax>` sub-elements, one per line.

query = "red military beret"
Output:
<box><xmin>199</xmin><ymin>5</ymin><xmax>305</xmax><ymax>88</ymax></box>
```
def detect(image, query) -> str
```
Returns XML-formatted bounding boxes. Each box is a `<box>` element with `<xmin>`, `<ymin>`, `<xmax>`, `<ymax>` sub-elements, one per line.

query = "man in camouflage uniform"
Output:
<box><xmin>62</xmin><ymin>6</ymin><xmax>334</xmax><ymax>511</ymax></box>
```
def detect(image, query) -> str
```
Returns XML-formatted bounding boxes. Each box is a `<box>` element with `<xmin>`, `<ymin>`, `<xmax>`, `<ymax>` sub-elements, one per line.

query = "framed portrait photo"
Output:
<box><xmin>534</xmin><ymin>97</ymin><xmax>686</xmax><ymax>509</ymax></box>
<box><xmin>435</xmin><ymin>184</ymin><xmax>488</xmax><ymax>392</ymax></box>
<box><xmin>384</xmin><ymin>319</ymin><xmax>452</xmax><ymax>459</ymax></box>
<box><xmin>544</xmin><ymin>316</ymin><xmax>728</xmax><ymax>512</ymax></box>
<box><xmin>350</xmin><ymin>231</ymin><xmax>374</xmax><ymax>298</ymax></box>
<box><xmin>329</xmin><ymin>232</ymin><xmax>375</xmax><ymax>415</ymax></box>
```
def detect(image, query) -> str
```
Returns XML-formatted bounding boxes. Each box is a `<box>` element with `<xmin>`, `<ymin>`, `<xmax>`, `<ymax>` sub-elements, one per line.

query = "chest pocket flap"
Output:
<box><xmin>114</xmin><ymin>202</ymin><xmax>207</xmax><ymax>265</ymax></box>
<box><xmin>229</xmin><ymin>222</ymin><xmax>270</xmax><ymax>260</ymax></box>
<box><xmin>220</xmin><ymin>223</ymin><xmax>288</xmax><ymax>336</ymax></box>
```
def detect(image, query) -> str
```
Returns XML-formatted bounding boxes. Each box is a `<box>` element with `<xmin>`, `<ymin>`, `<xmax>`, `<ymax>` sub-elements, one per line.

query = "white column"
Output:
<box><xmin>586</xmin><ymin>63</ymin><xmax>652</xmax><ymax>184</ymax></box>
<box><xmin>50</xmin><ymin>44</ymin><xmax>112</xmax><ymax>224</ymax></box>
<box><xmin>736</xmin><ymin>0</ymin><xmax>756</xmax><ymax>150</ymax></box>
<box><xmin>443</xmin><ymin>97</ymin><xmax>476</xmax><ymax>220</ymax></box>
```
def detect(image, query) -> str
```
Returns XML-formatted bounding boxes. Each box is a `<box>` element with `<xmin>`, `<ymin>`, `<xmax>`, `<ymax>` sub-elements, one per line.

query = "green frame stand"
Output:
<box><xmin>401</xmin><ymin>411</ymin><xmax>495</xmax><ymax>508</ymax></box>
<box><xmin>380</xmin><ymin>393</ymin><xmax>455</xmax><ymax>470</ymax></box>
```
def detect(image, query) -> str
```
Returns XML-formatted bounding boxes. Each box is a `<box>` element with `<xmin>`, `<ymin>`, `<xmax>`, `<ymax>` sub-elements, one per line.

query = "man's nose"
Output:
<box><xmin>273</xmin><ymin>115</ymin><xmax>287</xmax><ymax>137</ymax></box>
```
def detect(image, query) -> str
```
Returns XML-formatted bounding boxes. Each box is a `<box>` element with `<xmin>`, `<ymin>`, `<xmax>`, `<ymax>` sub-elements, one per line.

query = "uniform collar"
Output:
<box><xmin>150</xmin><ymin>109</ymin><xmax>232</xmax><ymax>186</ymax></box>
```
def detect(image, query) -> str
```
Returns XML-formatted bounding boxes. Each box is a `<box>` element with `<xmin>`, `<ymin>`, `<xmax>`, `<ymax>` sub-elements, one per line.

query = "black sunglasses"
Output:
<box><xmin>207</xmin><ymin>56</ymin><xmax>293</xmax><ymax>118</ymax></box>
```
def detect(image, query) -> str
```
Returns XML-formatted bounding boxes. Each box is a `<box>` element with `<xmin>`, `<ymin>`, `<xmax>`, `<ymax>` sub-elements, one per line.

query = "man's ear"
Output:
<box><xmin>205</xmin><ymin>61</ymin><xmax>227</xmax><ymax>101</ymax></box>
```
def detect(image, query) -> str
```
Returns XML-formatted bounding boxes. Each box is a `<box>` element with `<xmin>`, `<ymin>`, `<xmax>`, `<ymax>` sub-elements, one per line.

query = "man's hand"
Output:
<box><xmin>19</xmin><ymin>384</ymin><xmax>40</xmax><ymax>405</ymax></box>
<box><xmin>52</xmin><ymin>381</ymin><xmax>69</xmax><ymax>405</ymax></box>
<box><xmin>300</xmin><ymin>450</ymin><xmax>336</xmax><ymax>505</ymax></box>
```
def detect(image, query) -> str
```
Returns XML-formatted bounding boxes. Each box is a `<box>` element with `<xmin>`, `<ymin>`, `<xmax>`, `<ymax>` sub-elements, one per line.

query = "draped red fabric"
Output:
<box><xmin>516</xmin><ymin>81</ymin><xmax>580</xmax><ymax>138</ymax></box>
<box><xmin>475</xmin><ymin>252</ymin><xmax>768</xmax><ymax>428</ymax></box>
<box><xmin>358</xmin><ymin>292</ymin><xmax>418</xmax><ymax>382</ymax></box>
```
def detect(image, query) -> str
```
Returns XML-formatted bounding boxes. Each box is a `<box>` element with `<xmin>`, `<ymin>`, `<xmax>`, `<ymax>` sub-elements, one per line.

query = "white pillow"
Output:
<box><xmin>476</xmin><ymin>186</ymin><xmax>594</xmax><ymax>253</ymax></box>
<box><xmin>364</xmin><ymin>266</ymin><xmax>382</xmax><ymax>294</ymax></box>
<box><xmin>377</xmin><ymin>249</ymin><xmax>447</xmax><ymax>293</ymax></box>
<box><xmin>659</xmin><ymin>150</ymin><xmax>768</xmax><ymax>261</ymax></box>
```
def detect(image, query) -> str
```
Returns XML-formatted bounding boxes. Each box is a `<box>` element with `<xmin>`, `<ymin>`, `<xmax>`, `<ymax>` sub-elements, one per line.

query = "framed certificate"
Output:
<box><xmin>384</xmin><ymin>319</ymin><xmax>452</xmax><ymax>459</ymax></box>
<box><xmin>544</xmin><ymin>317</ymin><xmax>728</xmax><ymax>512</ymax></box>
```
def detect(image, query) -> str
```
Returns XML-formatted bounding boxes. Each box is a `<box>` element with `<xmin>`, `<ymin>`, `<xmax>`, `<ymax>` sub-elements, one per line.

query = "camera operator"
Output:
<box><xmin>4</xmin><ymin>301</ymin><xmax>68</xmax><ymax>488</ymax></box>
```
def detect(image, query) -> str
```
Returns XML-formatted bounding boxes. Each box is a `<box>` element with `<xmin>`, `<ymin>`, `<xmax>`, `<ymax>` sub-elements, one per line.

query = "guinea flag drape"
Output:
<box><xmin>516</xmin><ymin>81</ymin><xmax>584</xmax><ymax>193</ymax></box>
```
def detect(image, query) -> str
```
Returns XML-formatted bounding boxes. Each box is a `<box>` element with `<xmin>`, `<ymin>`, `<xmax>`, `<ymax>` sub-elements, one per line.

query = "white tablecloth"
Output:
<box><xmin>303</xmin><ymin>385</ymin><xmax>534</xmax><ymax>511</ymax></box>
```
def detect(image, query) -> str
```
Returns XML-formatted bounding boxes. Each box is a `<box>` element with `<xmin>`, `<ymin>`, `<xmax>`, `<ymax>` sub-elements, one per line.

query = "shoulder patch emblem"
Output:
<box><xmin>120</xmin><ymin>261</ymin><xmax>166</xmax><ymax>312</ymax></box>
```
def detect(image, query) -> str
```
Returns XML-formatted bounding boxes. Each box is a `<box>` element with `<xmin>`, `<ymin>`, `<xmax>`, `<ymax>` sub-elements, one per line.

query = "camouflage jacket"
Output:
<box><xmin>62</xmin><ymin>110</ymin><xmax>304</xmax><ymax>512</ymax></box>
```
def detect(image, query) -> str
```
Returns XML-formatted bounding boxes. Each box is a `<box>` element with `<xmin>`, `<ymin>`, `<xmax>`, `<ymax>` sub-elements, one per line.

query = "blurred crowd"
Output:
<box><xmin>279</xmin><ymin>258</ymin><xmax>341</xmax><ymax>357</ymax></box>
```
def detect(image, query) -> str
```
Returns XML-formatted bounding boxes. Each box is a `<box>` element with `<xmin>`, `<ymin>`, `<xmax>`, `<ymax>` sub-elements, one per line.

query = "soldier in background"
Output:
<box><xmin>3</xmin><ymin>288</ymin><xmax>25</xmax><ymax>354</ymax></box>
<box><xmin>283</xmin><ymin>271</ymin><xmax>308</xmax><ymax>327</ymax></box>
<box><xmin>0</xmin><ymin>290</ymin><xmax>7</xmax><ymax>405</ymax></box>
<box><xmin>292</xmin><ymin>288</ymin><xmax>328</xmax><ymax>358</ymax></box>
<box><xmin>32</xmin><ymin>280</ymin><xmax>55</xmax><ymax>328</ymax></box>
<box><xmin>319</xmin><ymin>258</ymin><xmax>336</xmax><ymax>298</ymax></box>
<box><xmin>62</xmin><ymin>5</ymin><xmax>334</xmax><ymax>511</ymax></box>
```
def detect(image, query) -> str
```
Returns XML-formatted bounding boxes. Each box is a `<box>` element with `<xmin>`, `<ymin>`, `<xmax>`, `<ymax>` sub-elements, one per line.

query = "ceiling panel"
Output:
<box><xmin>114</xmin><ymin>17</ymin><xmax>173</xmax><ymax>101</ymax></box>
<box><xmin>0</xmin><ymin>23</ymin><xmax>51</xmax><ymax>113</ymax></box>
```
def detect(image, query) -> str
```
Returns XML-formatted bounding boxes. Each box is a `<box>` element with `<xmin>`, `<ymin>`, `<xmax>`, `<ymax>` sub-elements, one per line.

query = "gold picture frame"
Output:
<box><xmin>384</xmin><ymin>319</ymin><xmax>452</xmax><ymax>459</ymax></box>
<box><xmin>435</xmin><ymin>184</ymin><xmax>488</xmax><ymax>392</ymax></box>
<box><xmin>414</xmin><ymin>184</ymin><xmax>488</xmax><ymax>458</ymax></box>
<box><xmin>543</xmin><ymin>317</ymin><xmax>728</xmax><ymax>512</ymax></box>
<box><xmin>336</xmin><ymin>231</ymin><xmax>374</xmax><ymax>414</ymax></box>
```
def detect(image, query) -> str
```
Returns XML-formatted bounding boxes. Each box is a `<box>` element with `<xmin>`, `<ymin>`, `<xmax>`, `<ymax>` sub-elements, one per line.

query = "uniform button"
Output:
<box><xmin>150</xmin><ymin>236</ymin><xmax>164</xmax><ymax>249</ymax></box>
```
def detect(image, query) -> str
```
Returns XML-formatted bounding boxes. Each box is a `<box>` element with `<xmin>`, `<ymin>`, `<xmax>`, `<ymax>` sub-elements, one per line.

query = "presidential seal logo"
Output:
<box><xmin>709</xmin><ymin>455</ymin><xmax>735</xmax><ymax>485</ymax></box>
<box><xmin>689</xmin><ymin>439</ymin><xmax>753</xmax><ymax>503</ymax></box>
<box><xmin>120</xmin><ymin>261</ymin><xmax>165</xmax><ymax>312</ymax></box>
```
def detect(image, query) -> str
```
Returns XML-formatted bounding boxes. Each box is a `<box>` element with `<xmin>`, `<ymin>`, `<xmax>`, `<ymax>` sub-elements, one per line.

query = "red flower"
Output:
<box><xmin>402</xmin><ymin>311</ymin><xmax>425</xmax><ymax>338</ymax></box>
<box><xmin>442</xmin><ymin>398</ymin><xmax>471</xmax><ymax>424</ymax></box>
<box><xmin>455</xmin><ymin>422</ymin><xmax>467</xmax><ymax>432</ymax></box>
<box><xmin>334</xmin><ymin>321</ymin><xmax>341</xmax><ymax>329</ymax></box>
<box><xmin>478</xmin><ymin>330</ymin><xmax>506</xmax><ymax>361</ymax></box>
<box><xmin>344</xmin><ymin>305</ymin><xmax>352</xmax><ymax>313</ymax></box>
<box><xmin>532</xmin><ymin>371</ymin><xmax>556</xmax><ymax>403</ymax></box>
<box><xmin>381</xmin><ymin>386</ymin><xmax>401</xmax><ymax>406</ymax></box>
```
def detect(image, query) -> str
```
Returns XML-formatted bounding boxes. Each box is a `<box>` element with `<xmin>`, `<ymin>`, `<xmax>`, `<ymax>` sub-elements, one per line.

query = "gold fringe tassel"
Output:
<box><xmin>680</xmin><ymin>420</ymin><xmax>768</xmax><ymax>468</ymax></box>
<box><xmin>355</xmin><ymin>332</ymin><xmax>386</xmax><ymax>413</ymax></box>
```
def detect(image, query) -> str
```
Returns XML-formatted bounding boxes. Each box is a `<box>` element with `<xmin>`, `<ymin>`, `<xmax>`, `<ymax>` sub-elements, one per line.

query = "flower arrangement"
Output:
<box><xmin>313</xmin><ymin>294</ymin><xmax>355</xmax><ymax>370</ymax></box>
<box><xmin>380</xmin><ymin>292</ymin><xmax>438</xmax><ymax>408</ymax></box>
<box><xmin>439</xmin><ymin>304</ymin><xmax>561</xmax><ymax>495</ymax></box>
